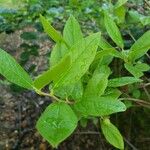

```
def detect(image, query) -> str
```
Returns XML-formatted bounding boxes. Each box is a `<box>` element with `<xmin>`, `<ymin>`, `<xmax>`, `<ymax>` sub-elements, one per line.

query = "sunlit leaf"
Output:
<box><xmin>34</xmin><ymin>54</ymin><xmax>71</xmax><ymax>90</ymax></box>
<box><xmin>40</xmin><ymin>15</ymin><xmax>63</xmax><ymax>43</ymax></box>
<box><xmin>73</xmin><ymin>96</ymin><xmax>126</xmax><ymax>117</ymax></box>
<box><xmin>128</xmin><ymin>31</ymin><xmax>150</xmax><ymax>61</ymax></box>
<box><xmin>36</xmin><ymin>102</ymin><xmax>78</xmax><ymax>148</ymax></box>
<box><xmin>84</xmin><ymin>65</ymin><xmax>111</xmax><ymax>97</ymax></box>
<box><xmin>0</xmin><ymin>48</ymin><xmax>33</xmax><ymax>89</ymax></box>
<box><xmin>63</xmin><ymin>15</ymin><xmax>83</xmax><ymax>47</ymax></box>
<box><xmin>104</xmin><ymin>12</ymin><xmax>124</xmax><ymax>48</ymax></box>
<box><xmin>101</xmin><ymin>118</ymin><xmax>124</xmax><ymax>149</ymax></box>
<box><xmin>108</xmin><ymin>76</ymin><xmax>142</xmax><ymax>87</ymax></box>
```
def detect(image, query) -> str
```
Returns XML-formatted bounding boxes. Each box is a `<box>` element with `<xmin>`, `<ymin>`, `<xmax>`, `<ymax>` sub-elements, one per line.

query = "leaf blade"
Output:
<box><xmin>108</xmin><ymin>76</ymin><xmax>142</xmax><ymax>87</ymax></box>
<box><xmin>34</xmin><ymin>54</ymin><xmax>71</xmax><ymax>90</ymax></box>
<box><xmin>104</xmin><ymin>12</ymin><xmax>124</xmax><ymax>48</ymax></box>
<box><xmin>101</xmin><ymin>118</ymin><xmax>124</xmax><ymax>149</ymax></box>
<box><xmin>0</xmin><ymin>48</ymin><xmax>33</xmax><ymax>89</ymax></box>
<box><xmin>73</xmin><ymin>96</ymin><xmax>126</xmax><ymax>117</ymax></box>
<box><xmin>40</xmin><ymin>15</ymin><xmax>63</xmax><ymax>43</ymax></box>
<box><xmin>63</xmin><ymin>15</ymin><xmax>83</xmax><ymax>47</ymax></box>
<box><xmin>36</xmin><ymin>102</ymin><xmax>78</xmax><ymax>148</ymax></box>
<box><xmin>84</xmin><ymin>65</ymin><xmax>111</xmax><ymax>97</ymax></box>
<box><xmin>54</xmin><ymin>32</ymin><xmax>100</xmax><ymax>89</ymax></box>
<box><xmin>124</xmin><ymin>63</ymin><xmax>143</xmax><ymax>78</ymax></box>
<box><xmin>128</xmin><ymin>31</ymin><xmax>150</xmax><ymax>61</ymax></box>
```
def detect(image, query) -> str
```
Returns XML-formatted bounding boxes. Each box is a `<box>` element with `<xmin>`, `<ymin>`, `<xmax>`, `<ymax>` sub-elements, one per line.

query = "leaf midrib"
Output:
<box><xmin>53</xmin><ymin>37</ymin><xmax>97</xmax><ymax>89</ymax></box>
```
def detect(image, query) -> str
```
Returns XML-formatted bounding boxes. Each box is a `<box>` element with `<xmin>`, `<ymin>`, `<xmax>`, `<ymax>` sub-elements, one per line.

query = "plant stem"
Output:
<box><xmin>120</xmin><ymin>98</ymin><xmax>150</xmax><ymax>108</ymax></box>
<box><xmin>34</xmin><ymin>88</ymin><xmax>74</xmax><ymax>104</ymax></box>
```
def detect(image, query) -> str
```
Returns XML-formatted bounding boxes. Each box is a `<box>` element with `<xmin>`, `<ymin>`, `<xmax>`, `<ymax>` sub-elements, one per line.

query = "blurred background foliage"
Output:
<box><xmin>0</xmin><ymin>0</ymin><xmax>150</xmax><ymax>33</ymax></box>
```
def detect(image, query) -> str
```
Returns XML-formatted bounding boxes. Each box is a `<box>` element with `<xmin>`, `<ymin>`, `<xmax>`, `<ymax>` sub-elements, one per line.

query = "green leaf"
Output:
<box><xmin>124</xmin><ymin>63</ymin><xmax>143</xmax><ymax>78</ymax></box>
<box><xmin>0</xmin><ymin>48</ymin><xmax>33</xmax><ymax>89</ymax></box>
<box><xmin>104</xmin><ymin>88</ymin><xmax>121</xmax><ymax>100</ymax></box>
<box><xmin>36</xmin><ymin>102</ymin><xmax>78</xmax><ymax>148</ymax></box>
<box><xmin>70</xmin><ymin>80</ymin><xmax>83</xmax><ymax>101</ymax></box>
<box><xmin>33</xmin><ymin>54</ymin><xmax>71</xmax><ymax>90</ymax></box>
<box><xmin>63</xmin><ymin>15</ymin><xmax>83</xmax><ymax>47</ymax></box>
<box><xmin>50</xmin><ymin>15</ymin><xmax>83</xmax><ymax>67</ymax></box>
<box><xmin>140</xmin><ymin>16</ymin><xmax>150</xmax><ymax>26</ymax></box>
<box><xmin>50</xmin><ymin>42</ymin><xmax>68</xmax><ymax>67</ymax></box>
<box><xmin>108</xmin><ymin>76</ymin><xmax>142</xmax><ymax>87</ymax></box>
<box><xmin>115</xmin><ymin>0</ymin><xmax>128</xmax><ymax>8</ymax></box>
<box><xmin>135</xmin><ymin>63</ymin><xmax>150</xmax><ymax>72</ymax></box>
<box><xmin>128</xmin><ymin>31</ymin><xmax>150</xmax><ymax>61</ymax></box>
<box><xmin>114</xmin><ymin>6</ymin><xmax>126</xmax><ymax>24</ymax></box>
<box><xmin>53</xmin><ymin>80</ymin><xmax>83</xmax><ymax>101</ymax></box>
<box><xmin>53</xmin><ymin>32</ymin><xmax>100</xmax><ymax>89</ymax></box>
<box><xmin>84</xmin><ymin>65</ymin><xmax>111</xmax><ymax>97</ymax></box>
<box><xmin>127</xmin><ymin>10</ymin><xmax>141</xmax><ymax>24</ymax></box>
<box><xmin>100</xmin><ymin>118</ymin><xmax>124</xmax><ymax>149</ymax></box>
<box><xmin>73</xmin><ymin>96</ymin><xmax>126</xmax><ymax>117</ymax></box>
<box><xmin>104</xmin><ymin>12</ymin><xmax>124</xmax><ymax>48</ymax></box>
<box><xmin>40</xmin><ymin>15</ymin><xmax>63</xmax><ymax>43</ymax></box>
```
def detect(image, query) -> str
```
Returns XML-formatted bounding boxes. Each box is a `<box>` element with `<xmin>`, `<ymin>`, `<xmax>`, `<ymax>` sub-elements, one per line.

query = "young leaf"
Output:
<box><xmin>115</xmin><ymin>0</ymin><xmax>128</xmax><ymax>8</ymax></box>
<box><xmin>73</xmin><ymin>96</ymin><xmax>126</xmax><ymax>117</ymax></box>
<box><xmin>84</xmin><ymin>65</ymin><xmax>111</xmax><ymax>97</ymax></box>
<box><xmin>53</xmin><ymin>32</ymin><xmax>100</xmax><ymax>89</ymax></box>
<box><xmin>33</xmin><ymin>55</ymin><xmax>71</xmax><ymax>90</ymax></box>
<box><xmin>104</xmin><ymin>88</ymin><xmax>121</xmax><ymax>100</ymax></box>
<box><xmin>114</xmin><ymin>6</ymin><xmax>126</xmax><ymax>24</ymax></box>
<box><xmin>50</xmin><ymin>15</ymin><xmax>83</xmax><ymax>67</ymax></box>
<box><xmin>50</xmin><ymin>42</ymin><xmax>68</xmax><ymax>67</ymax></box>
<box><xmin>104</xmin><ymin>12</ymin><xmax>124</xmax><ymax>48</ymax></box>
<box><xmin>135</xmin><ymin>63</ymin><xmax>150</xmax><ymax>72</ymax></box>
<box><xmin>108</xmin><ymin>76</ymin><xmax>142</xmax><ymax>87</ymax></box>
<box><xmin>40</xmin><ymin>15</ymin><xmax>63</xmax><ymax>43</ymax></box>
<box><xmin>70</xmin><ymin>80</ymin><xmax>83</xmax><ymax>101</ymax></box>
<box><xmin>124</xmin><ymin>63</ymin><xmax>143</xmax><ymax>78</ymax></box>
<box><xmin>63</xmin><ymin>15</ymin><xmax>83</xmax><ymax>47</ymax></box>
<box><xmin>128</xmin><ymin>31</ymin><xmax>150</xmax><ymax>61</ymax></box>
<box><xmin>0</xmin><ymin>48</ymin><xmax>33</xmax><ymax>89</ymax></box>
<box><xmin>36</xmin><ymin>102</ymin><xmax>78</xmax><ymax>148</ymax></box>
<box><xmin>100</xmin><ymin>118</ymin><xmax>124</xmax><ymax>149</ymax></box>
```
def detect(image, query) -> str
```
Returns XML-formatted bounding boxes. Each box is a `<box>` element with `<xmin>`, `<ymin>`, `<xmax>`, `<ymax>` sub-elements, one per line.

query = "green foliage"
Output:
<box><xmin>84</xmin><ymin>65</ymin><xmax>111</xmax><ymax>97</ymax></box>
<box><xmin>33</xmin><ymin>54</ymin><xmax>71</xmax><ymax>90</ymax></box>
<box><xmin>36</xmin><ymin>102</ymin><xmax>78</xmax><ymax>148</ymax></box>
<box><xmin>73</xmin><ymin>96</ymin><xmax>126</xmax><ymax>117</ymax></box>
<box><xmin>104</xmin><ymin>12</ymin><xmax>124</xmax><ymax>48</ymax></box>
<box><xmin>40</xmin><ymin>15</ymin><xmax>63</xmax><ymax>43</ymax></box>
<box><xmin>108</xmin><ymin>77</ymin><xmax>142</xmax><ymax>87</ymax></box>
<box><xmin>0</xmin><ymin>48</ymin><xmax>33</xmax><ymax>89</ymax></box>
<box><xmin>20</xmin><ymin>32</ymin><xmax>38</xmax><ymax>40</ymax></box>
<box><xmin>53</xmin><ymin>32</ymin><xmax>100</xmax><ymax>89</ymax></box>
<box><xmin>115</xmin><ymin>0</ymin><xmax>128</xmax><ymax>8</ymax></box>
<box><xmin>128</xmin><ymin>31</ymin><xmax>150</xmax><ymax>61</ymax></box>
<box><xmin>0</xmin><ymin>9</ymin><xmax>150</xmax><ymax>149</ymax></box>
<box><xmin>124</xmin><ymin>63</ymin><xmax>144</xmax><ymax>78</ymax></box>
<box><xmin>100</xmin><ymin>118</ymin><xmax>124</xmax><ymax>149</ymax></box>
<box><xmin>63</xmin><ymin>15</ymin><xmax>83</xmax><ymax>47</ymax></box>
